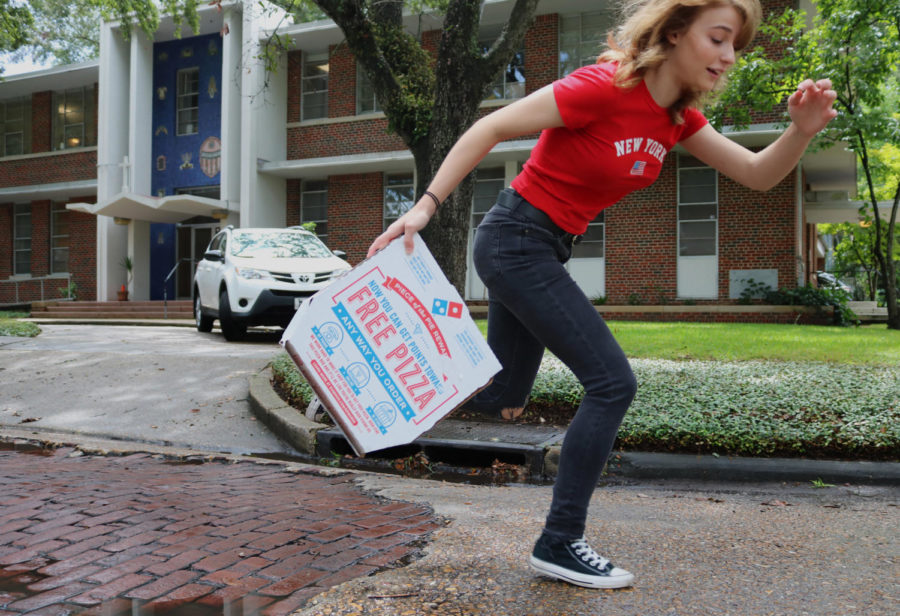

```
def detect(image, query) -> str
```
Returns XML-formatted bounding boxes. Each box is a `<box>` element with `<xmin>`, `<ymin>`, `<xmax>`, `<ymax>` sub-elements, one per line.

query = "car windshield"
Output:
<box><xmin>230</xmin><ymin>231</ymin><xmax>333</xmax><ymax>259</ymax></box>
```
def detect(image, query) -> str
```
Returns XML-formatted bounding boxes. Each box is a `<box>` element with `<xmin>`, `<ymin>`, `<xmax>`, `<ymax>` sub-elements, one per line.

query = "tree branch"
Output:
<box><xmin>478</xmin><ymin>0</ymin><xmax>539</xmax><ymax>81</ymax></box>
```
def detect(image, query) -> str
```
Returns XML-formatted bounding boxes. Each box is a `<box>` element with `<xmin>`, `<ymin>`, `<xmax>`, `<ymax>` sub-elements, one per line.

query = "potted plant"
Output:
<box><xmin>118</xmin><ymin>257</ymin><xmax>133</xmax><ymax>301</ymax></box>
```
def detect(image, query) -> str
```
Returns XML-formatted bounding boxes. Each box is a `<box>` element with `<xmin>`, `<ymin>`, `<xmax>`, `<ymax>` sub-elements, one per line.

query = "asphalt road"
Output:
<box><xmin>0</xmin><ymin>324</ymin><xmax>292</xmax><ymax>455</ymax></box>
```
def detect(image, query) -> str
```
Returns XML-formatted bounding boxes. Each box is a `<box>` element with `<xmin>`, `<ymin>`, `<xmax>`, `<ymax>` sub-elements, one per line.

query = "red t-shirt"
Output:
<box><xmin>510</xmin><ymin>62</ymin><xmax>708</xmax><ymax>234</ymax></box>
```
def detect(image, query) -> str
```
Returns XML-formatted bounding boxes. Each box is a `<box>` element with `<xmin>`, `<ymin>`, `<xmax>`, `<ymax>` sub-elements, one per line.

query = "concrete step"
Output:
<box><xmin>31</xmin><ymin>301</ymin><xmax>193</xmax><ymax>320</ymax></box>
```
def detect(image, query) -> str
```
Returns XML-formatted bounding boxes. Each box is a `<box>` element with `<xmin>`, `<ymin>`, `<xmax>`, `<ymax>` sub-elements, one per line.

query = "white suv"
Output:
<box><xmin>193</xmin><ymin>226</ymin><xmax>351</xmax><ymax>340</ymax></box>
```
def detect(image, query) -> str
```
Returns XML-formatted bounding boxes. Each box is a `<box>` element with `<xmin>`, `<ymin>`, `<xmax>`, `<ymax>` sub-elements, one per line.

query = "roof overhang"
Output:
<box><xmin>67</xmin><ymin>192</ymin><xmax>236</xmax><ymax>224</ymax></box>
<box><xmin>805</xmin><ymin>199</ymin><xmax>896</xmax><ymax>224</ymax></box>
<box><xmin>0</xmin><ymin>179</ymin><xmax>97</xmax><ymax>202</ymax></box>
<box><xmin>801</xmin><ymin>143</ymin><xmax>857</xmax><ymax>192</ymax></box>
<box><xmin>0</xmin><ymin>61</ymin><xmax>99</xmax><ymax>98</ymax></box>
<box><xmin>258</xmin><ymin>138</ymin><xmax>538</xmax><ymax>179</ymax></box>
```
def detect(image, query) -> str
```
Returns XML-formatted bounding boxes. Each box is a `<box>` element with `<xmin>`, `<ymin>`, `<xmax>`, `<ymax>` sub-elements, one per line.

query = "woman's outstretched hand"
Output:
<box><xmin>787</xmin><ymin>78</ymin><xmax>838</xmax><ymax>137</ymax></box>
<box><xmin>366</xmin><ymin>198</ymin><xmax>436</xmax><ymax>258</ymax></box>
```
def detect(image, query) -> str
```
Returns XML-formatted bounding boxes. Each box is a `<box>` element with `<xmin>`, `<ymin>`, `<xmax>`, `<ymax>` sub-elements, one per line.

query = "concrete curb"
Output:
<box><xmin>250</xmin><ymin>368</ymin><xmax>900</xmax><ymax>486</ymax></box>
<box><xmin>248</xmin><ymin>370</ymin><xmax>326</xmax><ymax>456</ymax></box>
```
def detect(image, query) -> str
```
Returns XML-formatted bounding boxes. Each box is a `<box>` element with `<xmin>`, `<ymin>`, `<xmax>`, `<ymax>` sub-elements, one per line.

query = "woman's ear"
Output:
<box><xmin>666</xmin><ymin>30</ymin><xmax>681</xmax><ymax>46</ymax></box>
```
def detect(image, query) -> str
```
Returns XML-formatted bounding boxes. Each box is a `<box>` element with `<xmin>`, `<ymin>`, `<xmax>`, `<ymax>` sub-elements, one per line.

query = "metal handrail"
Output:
<box><xmin>162</xmin><ymin>258</ymin><xmax>193</xmax><ymax>319</ymax></box>
<box><xmin>0</xmin><ymin>273</ymin><xmax>73</xmax><ymax>304</ymax></box>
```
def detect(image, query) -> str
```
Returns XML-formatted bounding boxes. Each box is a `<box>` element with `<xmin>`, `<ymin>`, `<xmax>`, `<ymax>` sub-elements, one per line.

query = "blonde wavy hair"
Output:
<box><xmin>599</xmin><ymin>0</ymin><xmax>762</xmax><ymax>122</ymax></box>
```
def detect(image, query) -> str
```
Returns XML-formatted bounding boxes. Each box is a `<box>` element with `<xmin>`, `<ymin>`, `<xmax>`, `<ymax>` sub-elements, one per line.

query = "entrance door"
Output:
<box><xmin>176</xmin><ymin>224</ymin><xmax>219</xmax><ymax>299</ymax></box>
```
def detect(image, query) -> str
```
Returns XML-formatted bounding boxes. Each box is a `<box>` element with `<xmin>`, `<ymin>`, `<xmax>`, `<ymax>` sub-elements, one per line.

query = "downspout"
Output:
<box><xmin>796</xmin><ymin>165</ymin><xmax>805</xmax><ymax>287</ymax></box>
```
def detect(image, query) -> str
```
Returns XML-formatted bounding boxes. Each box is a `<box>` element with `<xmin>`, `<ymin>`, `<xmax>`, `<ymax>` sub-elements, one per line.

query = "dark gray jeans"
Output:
<box><xmin>472</xmin><ymin>189</ymin><xmax>637</xmax><ymax>541</ymax></box>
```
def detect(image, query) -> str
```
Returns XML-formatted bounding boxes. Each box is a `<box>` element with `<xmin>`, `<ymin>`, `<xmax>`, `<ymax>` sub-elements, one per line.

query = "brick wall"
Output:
<box><xmin>329</xmin><ymin>43</ymin><xmax>356</xmax><ymax>119</ymax></box>
<box><xmin>0</xmin><ymin>150</ymin><xmax>97</xmax><ymax>187</ymax></box>
<box><xmin>31</xmin><ymin>91</ymin><xmax>51</xmax><ymax>153</ymax></box>
<box><xmin>66</xmin><ymin>199</ymin><xmax>97</xmax><ymax>301</ymax></box>
<box><xmin>605</xmin><ymin>159</ymin><xmax>679</xmax><ymax>304</ymax></box>
<box><xmin>718</xmin><ymin>170</ymin><xmax>797</xmax><ymax>294</ymax></box>
<box><xmin>327</xmin><ymin>173</ymin><xmax>384</xmax><ymax>265</ymax></box>
<box><xmin>525</xmin><ymin>13</ymin><xmax>558</xmax><ymax>94</ymax></box>
<box><xmin>287</xmin><ymin>51</ymin><xmax>302</xmax><ymax>124</ymax></box>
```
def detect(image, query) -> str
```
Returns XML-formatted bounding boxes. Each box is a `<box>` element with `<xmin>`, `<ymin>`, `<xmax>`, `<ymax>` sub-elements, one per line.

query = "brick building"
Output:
<box><xmin>1</xmin><ymin>0</ymin><xmax>861</xmax><ymax>317</ymax></box>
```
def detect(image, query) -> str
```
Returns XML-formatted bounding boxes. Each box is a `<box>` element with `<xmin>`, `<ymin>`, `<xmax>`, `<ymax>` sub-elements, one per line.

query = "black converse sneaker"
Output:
<box><xmin>529</xmin><ymin>534</ymin><xmax>634</xmax><ymax>589</ymax></box>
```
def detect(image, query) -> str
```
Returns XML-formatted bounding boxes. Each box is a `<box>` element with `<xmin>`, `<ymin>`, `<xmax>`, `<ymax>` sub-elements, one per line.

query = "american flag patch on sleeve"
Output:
<box><xmin>630</xmin><ymin>160</ymin><xmax>647</xmax><ymax>176</ymax></box>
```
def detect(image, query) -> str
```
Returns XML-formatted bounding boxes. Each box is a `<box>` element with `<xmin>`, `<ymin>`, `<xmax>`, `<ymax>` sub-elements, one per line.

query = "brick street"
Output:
<box><xmin>0</xmin><ymin>445</ymin><xmax>440</xmax><ymax>615</ymax></box>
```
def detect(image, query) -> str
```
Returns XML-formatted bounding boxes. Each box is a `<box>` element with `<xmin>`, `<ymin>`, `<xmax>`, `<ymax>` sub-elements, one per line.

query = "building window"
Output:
<box><xmin>384</xmin><ymin>173</ymin><xmax>415</xmax><ymax>230</ymax></box>
<box><xmin>1</xmin><ymin>97</ymin><xmax>29</xmax><ymax>156</ymax></box>
<box><xmin>53</xmin><ymin>87</ymin><xmax>95</xmax><ymax>150</ymax></box>
<box><xmin>302</xmin><ymin>51</ymin><xmax>329</xmax><ymax>120</ymax></box>
<box><xmin>471</xmin><ymin>167</ymin><xmax>505</xmax><ymax>229</ymax></box>
<box><xmin>559</xmin><ymin>10</ymin><xmax>616</xmax><ymax>77</ymax></box>
<box><xmin>176</xmin><ymin>68</ymin><xmax>200</xmax><ymax>135</ymax></box>
<box><xmin>13</xmin><ymin>203</ymin><xmax>31</xmax><ymax>276</ymax></box>
<box><xmin>301</xmin><ymin>180</ymin><xmax>329</xmax><ymax>244</ymax></box>
<box><xmin>480</xmin><ymin>25</ymin><xmax>525</xmax><ymax>101</ymax></box>
<box><xmin>51</xmin><ymin>202</ymin><xmax>70</xmax><ymax>274</ymax></box>
<box><xmin>356</xmin><ymin>63</ymin><xmax>381</xmax><ymax>115</ymax></box>
<box><xmin>678</xmin><ymin>155</ymin><xmax>718</xmax><ymax>256</ymax></box>
<box><xmin>573</xmin><ymin>211</ymin><xmax>605</xmax><ymax>258</ymax></box>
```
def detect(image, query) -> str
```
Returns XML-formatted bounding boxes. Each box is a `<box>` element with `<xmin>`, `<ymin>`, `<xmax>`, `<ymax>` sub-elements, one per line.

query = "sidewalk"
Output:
<box><xmin>17</xmin><ymin>317</ymin><xmax>900</xmax><ymax>486</ymax></box>
<box><xmin>0</xmin><ymin>439</ymin><xmax>440</xmax><ymax>616</ymax></box>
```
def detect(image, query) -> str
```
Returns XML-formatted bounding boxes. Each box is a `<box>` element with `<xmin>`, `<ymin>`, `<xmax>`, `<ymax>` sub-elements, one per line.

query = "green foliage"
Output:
<box><xmin>736</xmin><ymin>278</ymin><xmax>773</xmax><ymax>305</ymax></box>
<box><xmin>3</xmin><ymin>0</ymin><xmax>101</xmax><ymax>66</ymax></box>
<box><xmin>627</xmin><ymin>293</ymin><xmax>643</xmax><ymax>306</ymax></box>
<box><xmin>532</xmin><ymin>355</ymin><xmax>900</xmax><ymax>459</ymax></box>
<box><xmin>0</xmin><ymin>312</ymin><xmax>40</xmax><ymax>337</ymax></box>
<box><xmin>710</xmin><ymin>0</ymin><xmax>900</xmax><ymax>325</ymax></box>
<box><xmin>591</xmin><ymin>294</ymin><xmax>607</xmax><ymax>306</ymax></box>
<box><xmin>760</xmin><ymin>284</ymin><xmax>858</xmax><ymax>327</ymax></box>
<box><xmin>0</xmin><ymin>0</ymin><xmax>34</xmax><ymax>60</ymax></box>
<box><xmin>58</xmin><ymin>280</ymin><xmax>78</xmax><ymax>300</ymax></box>
<box><xmin>371</xmin><ymin>19</ymin><xmax>435</xmax><ymax>144</ymax></box>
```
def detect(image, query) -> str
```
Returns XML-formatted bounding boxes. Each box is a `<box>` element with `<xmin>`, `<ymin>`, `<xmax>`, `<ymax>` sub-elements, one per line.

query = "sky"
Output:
<box><xmin>1</xmin><ymin>53</ymin><xmax>54</xmax><ymax>76</ymax></box>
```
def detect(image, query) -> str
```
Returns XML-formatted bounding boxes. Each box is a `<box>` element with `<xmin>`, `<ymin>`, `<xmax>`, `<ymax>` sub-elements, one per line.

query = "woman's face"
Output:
<box><xmin>666</xmin><ymin>5</ymin><xmax>744</xmax><ymax>92</ymax></box>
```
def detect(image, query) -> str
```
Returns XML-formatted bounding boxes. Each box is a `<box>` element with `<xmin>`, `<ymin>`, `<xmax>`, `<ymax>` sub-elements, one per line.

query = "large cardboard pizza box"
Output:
<box><xmin>280</xmin><ymin>234</ymin><xmax>501</xmax><ymax>455</ymax></box>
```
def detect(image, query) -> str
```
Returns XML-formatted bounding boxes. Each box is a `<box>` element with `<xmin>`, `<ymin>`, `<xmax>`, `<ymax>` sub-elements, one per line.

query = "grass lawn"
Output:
<box><xmin>475</xmin><ymin>320</ymin><xmax>900</xmax><ymax>366</ymax></box>
<box><xmin>0</xmin><ymin>311</ymin><xmax>40</xmax><ymax>337</ymax></box>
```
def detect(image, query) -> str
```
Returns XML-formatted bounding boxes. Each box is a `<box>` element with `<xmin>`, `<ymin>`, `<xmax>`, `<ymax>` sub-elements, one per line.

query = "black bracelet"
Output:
<box><xmin>423</xmin><ymin>190</ymin><xmax>441</xmax><ymax>210</ymax></box>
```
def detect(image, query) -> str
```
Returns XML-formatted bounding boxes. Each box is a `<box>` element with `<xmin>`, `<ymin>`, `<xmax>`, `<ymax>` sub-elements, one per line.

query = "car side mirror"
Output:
<box><xmin>332</xmin><ymin>250</ymin><xmax>347</xmax><ymax>260</ymax></box>
<box><xmin>204</xmin><ymin>249</ymin><xmax>224</xmax><ymax>262</ymax></box>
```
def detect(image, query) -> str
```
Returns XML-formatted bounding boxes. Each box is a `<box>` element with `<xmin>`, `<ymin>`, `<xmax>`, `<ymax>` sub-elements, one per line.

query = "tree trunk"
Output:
<box><xmin>884</xmin><ymin>186</ymin><xmax>899</xmax><ymax>329</ymax></box>
<box><xmin>314</xmin><ymin>0</ymin><xmax>539</xmax><ymax>294</ymax></box>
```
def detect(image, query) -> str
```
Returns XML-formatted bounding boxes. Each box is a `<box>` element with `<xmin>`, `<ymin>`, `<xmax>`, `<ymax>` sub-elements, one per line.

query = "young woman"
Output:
<box><xmin>368</xmin><ymin>0</ymin><xmax>837</xmax><ymax>590</ymax></box>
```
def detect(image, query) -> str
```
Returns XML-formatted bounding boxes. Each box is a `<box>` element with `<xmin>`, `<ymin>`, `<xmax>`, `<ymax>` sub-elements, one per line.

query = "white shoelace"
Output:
<box><xmin>571</xmin><ymin>538</ymin><xmax>610</xmax><ymax>569</ymax></box>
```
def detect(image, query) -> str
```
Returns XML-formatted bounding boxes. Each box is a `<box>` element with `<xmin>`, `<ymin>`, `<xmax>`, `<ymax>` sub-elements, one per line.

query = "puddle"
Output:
<box><xmin>0</xmin><ymin>441</ymin><xmax>55</xmax><ymax>456</ymax></box>
<box><xmin>0</xmin><ymin>565</ymin><xmax>276</xmax><ymax>615</ymax></box>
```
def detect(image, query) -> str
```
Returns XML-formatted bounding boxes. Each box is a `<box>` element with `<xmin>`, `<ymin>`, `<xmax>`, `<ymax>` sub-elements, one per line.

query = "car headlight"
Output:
<box><xmin>235</xmin><ymin>267</ymin><xmax>274</xmax><ymax>280</ymax></box>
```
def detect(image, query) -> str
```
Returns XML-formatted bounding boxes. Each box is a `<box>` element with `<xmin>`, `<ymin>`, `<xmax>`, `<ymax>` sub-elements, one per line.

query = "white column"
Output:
<box><xmin>221</xmin><ymin>6</ymin><xmax>243</xmax><ymax>218</ymax></box>
<box><xmin>96</xmin><ymin>22</ymin><xmax>131</xmax><ymax>301</ymax></box>
<box><xmin>240</xmin><ymin>0</ymin><xmax>287</xmax><ymax>228</ymax></box>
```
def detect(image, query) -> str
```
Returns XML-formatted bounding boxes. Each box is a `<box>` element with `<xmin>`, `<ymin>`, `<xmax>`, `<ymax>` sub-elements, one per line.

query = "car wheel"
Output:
<box><xmin>219</xmin><ymin>288</ymin><xmax>247</xmax><ymax>341</ymax></box>
<box><xmin>194</xmin><ymin>293</ymin><xmax>214</xmax><ymax>333</ymax></box>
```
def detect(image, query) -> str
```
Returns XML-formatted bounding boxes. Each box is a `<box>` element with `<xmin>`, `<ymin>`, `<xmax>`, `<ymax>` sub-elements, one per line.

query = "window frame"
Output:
<box><xmin>677</xmin><ymin>155</ymin><xmax>719</xmax><ymax>258</ymax></box>
<box><xmin>176</xmin><ymin>67</ymin><xmax>200</xmax><ymax>136</ymax></box>
<box><xmin>479</xmin><ymin>25</ymin><xmax>526</xmax><ymax>101</ymax></box>
<box><xmin>13</xmin><ymin>203</ymin><xmax>31</xmax><ymax>277</ymax></box>
<box><xmin>383</xmin><ymin>173</ymin><xmax>415</xmax><ymax>230</ymax></box>
<box><xmin>558</xmin><ymin>10</ymin><xmax>617</xmax><ymax>78</ymax></box>
<box><xmin>301</xmin><ymin>179</ymin><xmax>329</xmax><ymax>244</ymax></box>
<box><xmin>301</xmin><ymin>51</ymin><xmax>329</xmax><ymax>121</ymax></box>
<box><xmin>1</xmin><ymin>97</ymin><xmax>27</xmax><ymax>156</ymax></box>
<box><xmin>53</xmin><ymin>87</ymin><xmax>94</xmax><ymax>151</ymax></box>
<box><xmin>356</xmin><ymin>63</ymin><xmax>381</xmax><ymax>115</ymax></box>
